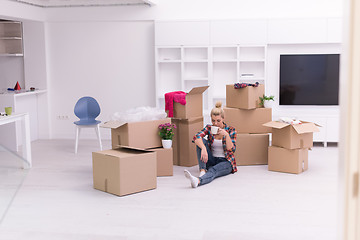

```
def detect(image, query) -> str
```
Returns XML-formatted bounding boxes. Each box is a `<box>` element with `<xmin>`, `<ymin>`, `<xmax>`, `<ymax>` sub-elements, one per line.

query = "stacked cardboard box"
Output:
<box><xmin>225</xmin><ymin>84</ymin><xmax>272</xmax><ymax>166</ymax></box>
<box><xmin>93</xmin><ymin>118</ymin><xmax>174</xmax><ymax>196</ymax></box>
<box><xmin>169</xmin><ymin>86</ymin><xmax>208</xmax><ymax>167</ymax></box>
<box><xmin>263</xmin><ymin>120</ymin><xmax>320</xmax><ymax>174</ymax></box>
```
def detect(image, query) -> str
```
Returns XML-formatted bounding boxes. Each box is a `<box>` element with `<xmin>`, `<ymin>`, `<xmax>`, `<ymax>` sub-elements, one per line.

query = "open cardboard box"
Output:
<box><xmin>101</xmin><ymin>118</ymin><xmax>171</xmax><ymax>149</ymax></box>
<box><xmin>171</xmin><ymin>86</ymin><xmax>209</xmax><ymax>119</ymax></box>
<box><xmin>263</xmin><ymin>120</ymin><xmax>320</xmax><ymax>149</ymax></box>
<box><xmin>226</xmin><ymin>84</ymin><xmax>264</xmax><ymax>109</ymax></box>
<box><xmin>92</xmin><ymin>146</ymin><xmax>157</xmax><ymax>197</ymax></box>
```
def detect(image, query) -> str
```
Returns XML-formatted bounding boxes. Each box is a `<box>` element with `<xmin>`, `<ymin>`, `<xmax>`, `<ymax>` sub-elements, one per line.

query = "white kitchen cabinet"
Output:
<box><xmin>210</xmin><ymin>20</ymin><xmax>267</xmax><ymax>45</ymax></box>
<box><xmin>0</xmin><ymin>20</ymin><xmax>23</xmax><ymax>56</ymax></box>
<box><xmin>327</xmin><ymin>18</ymin><xmax>343</xmax><ymax>43</ymax></box>
<box><xmin>155</xmin><ymin>21</ymin><xmax>210</xmax><ymax>46</ymax></box>
<box><xmin>267</xmin><ymin>19</ymin><xmax>328</xmax><ymax>44</ymax></box>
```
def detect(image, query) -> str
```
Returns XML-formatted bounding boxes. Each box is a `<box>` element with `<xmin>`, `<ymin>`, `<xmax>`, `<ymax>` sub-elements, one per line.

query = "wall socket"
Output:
<box><xmin>57</xmin><ymin>115</ymin><xmax>69</xmax><ymax>120</ymax></box>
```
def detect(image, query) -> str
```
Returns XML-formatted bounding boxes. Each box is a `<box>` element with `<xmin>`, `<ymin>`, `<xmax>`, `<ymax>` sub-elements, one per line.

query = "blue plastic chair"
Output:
<box><xmin>74</xmin><ymin>96</ymin><xmax>102</xmax><ymax>153</ymax></box>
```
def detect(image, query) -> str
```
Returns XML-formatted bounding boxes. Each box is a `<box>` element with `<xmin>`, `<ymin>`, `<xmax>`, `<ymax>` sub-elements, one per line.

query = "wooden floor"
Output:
<box><xmin>0</xmin><ymin>140</ymin><xmax>339</xmax><ymax>240</ymax></box>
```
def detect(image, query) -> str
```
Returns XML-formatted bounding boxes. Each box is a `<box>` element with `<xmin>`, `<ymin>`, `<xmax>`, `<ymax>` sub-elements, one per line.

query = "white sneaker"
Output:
<box><xmin>199</xmin><ymin>170</ymin><xmax>206</xmax><ymax>178</ymax></box>
<box><xmin>184</xmin><ymin>169</ymin><xmax>199</xmax><ymax>188</ymax></box>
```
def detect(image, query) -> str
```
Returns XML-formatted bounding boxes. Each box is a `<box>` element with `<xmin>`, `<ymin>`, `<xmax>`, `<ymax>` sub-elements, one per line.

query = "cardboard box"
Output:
<box><xmin>172</xmin><ymin>116</ymin><xmax>204</xmax><ymax>167</ymax></box>
<box><xmin>263</xmin><ymin>121</ymin><xmax>320</xmax><ymax>149</ymax></box>
<box><xmin>226</xmin><ymin>84</ymin><xmax>264</xmax><ymax>109</ymax></box>
<box><xmin>223</xmin><ymin>107</ymin><xmax>272</xmax><ymax>134</ymax></box>
<box><xmin>101</xmin><ymin>118</ymin><xmax>171</xmax><ymax>149</ymax></box>
<box><xmin>172</xmin><ymin>86</ymin><xmax>209</xmax><ymax>119</ymax></box>
<box><xmin>92</xmin><ymin>147</ymin><xmax>157</xmax><ymax>196</ymax></box>
<box><xmin>150</xmin><ymin>147</ymin><xmax>173</xmax><ymax>177</ymax></box>
<box><xmin>268</xmin><ymin>146</ymin><xmax>308</xmax><ymax>174</ymax></box>
<box><xmin>235</xmin><ymin>133</ymin><xmax>269</xmax><ymax>165</ymax></box>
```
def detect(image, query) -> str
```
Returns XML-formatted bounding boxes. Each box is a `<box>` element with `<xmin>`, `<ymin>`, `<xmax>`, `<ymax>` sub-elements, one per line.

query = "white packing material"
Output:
<box><xmin>111</xmin><ymin>106</ymin><xmax>167</xmax><ymax>123</ymax></box>
<box><xmin>279</xmin><ymin>117</ymin><xmax>302</xmax><ymax>125</ymax></box>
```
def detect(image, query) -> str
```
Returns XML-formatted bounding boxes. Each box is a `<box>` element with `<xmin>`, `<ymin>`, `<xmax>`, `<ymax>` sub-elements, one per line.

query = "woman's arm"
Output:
<box><xmin>218</xmin><ymin>129</ymin><xmax>234</xmax><ymax>150</ymax></box>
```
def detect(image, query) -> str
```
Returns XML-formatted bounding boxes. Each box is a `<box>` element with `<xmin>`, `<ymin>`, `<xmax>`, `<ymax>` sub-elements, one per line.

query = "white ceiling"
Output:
<box><xmin>9</xmin><ymin>0</ymin><xmax>157</xmax><ymax>8</ymax></box>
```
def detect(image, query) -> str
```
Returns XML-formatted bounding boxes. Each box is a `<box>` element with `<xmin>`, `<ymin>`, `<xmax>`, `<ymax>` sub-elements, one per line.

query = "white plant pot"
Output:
<box><xmin>264</xmin><ymin>100</ymin><xmax>274</xmax><ymax>108</ymax></box>
<box><xmin>162</xmin><ymin>139</ymin><xmax>172</xmax><ymax>149</ymax></box>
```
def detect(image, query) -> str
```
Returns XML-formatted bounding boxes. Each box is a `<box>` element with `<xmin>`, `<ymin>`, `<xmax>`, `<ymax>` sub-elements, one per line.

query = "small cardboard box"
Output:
<box><xmin>226</xmin><ymin>84</ymin><xmax>264</xmax><ymax>109</ymax></box>
<box><xmin>149</xmin><ymin>147</ymin><xmax>173</xmax><ymax>177</ymax></box>
<box><xmin>172</xmin><ymin>86</ymin><xmax>209</xmax><ymax>119</ymax></box>
<box><xmin>92</xmin><ymin>147</ymin><xmax>157</xmax><ymax>197</ymax></box>
<box><xmin>172</xmin><ymin>116</ymin><xmax>204</xmax><ymax>167</ymax></box>
<box><xmin>223</xmin><ymin>107</ymin><xmax>272</xmax><ymax>134</ymax></box>
<box><xmin>102</xmin><ymin>118</ymin><xmax>171</xmax><ymax>149</ymax></box>
<box><xmin>263</xmin><ymin>121</ymin><xmax>320</xmax><ymax>149</ymax></box>
<box><xmin>268</xmin><ymin>146</ymin><xmax>308</xmax><ymax>174</ymax></box>
<box><xmin>235</xmin><ymin>133</ymin><xmax>269</xmax><ymax>165</ymax></box>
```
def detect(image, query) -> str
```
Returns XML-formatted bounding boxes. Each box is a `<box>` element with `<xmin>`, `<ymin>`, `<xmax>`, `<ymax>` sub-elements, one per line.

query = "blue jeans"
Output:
<box><xmin>196</xmin><ymin>138</ymin><xmax>233</xmax><ymax>186</ymax></box>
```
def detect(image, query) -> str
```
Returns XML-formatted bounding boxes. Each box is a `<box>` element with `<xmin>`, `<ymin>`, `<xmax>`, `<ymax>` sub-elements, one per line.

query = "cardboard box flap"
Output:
<box><xmin>171</xmin><ymin>116</ymin><xmax>204</xmax><ymax>124</ymax></box>
<box><xmin>262</xmin><ymin>121</ymin><xmax>289</xmax><ymax>129</ymax></box>
<box><xmin>114</xmin><ymin>145</ymin><xmax>155</xmax><ymax>152</ymax></box>
<box><xmin>187</xmin><ymin>86</ymin><xmax>209</xmax><ymax>95</ymax></box>
<box><xmin>101</xmin><ymin>120</ymin><xmax>126</xmax><ymax>129</ymax></box>
<box><xmin>292</xmin><ymin>122</ymin><xmax>320</xmax><ymax>134</ymax></box>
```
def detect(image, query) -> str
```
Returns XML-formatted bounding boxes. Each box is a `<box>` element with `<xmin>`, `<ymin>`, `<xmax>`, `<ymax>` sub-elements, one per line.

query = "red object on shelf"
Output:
<box><xmin>14</xmin><ymin>81</ymin><xmax>21</xmax><ymax>90</ymax></box>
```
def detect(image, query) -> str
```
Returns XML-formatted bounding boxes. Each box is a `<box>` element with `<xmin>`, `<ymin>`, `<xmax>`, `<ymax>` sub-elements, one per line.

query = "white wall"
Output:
<box><xmin>45</xmin><ymin>21</ymin><xmax>155</xmax><ymax>138</ymax></box>
<box><xmin>0</xmin><ymin>57</ymin><xmax>24</xmax><ymax>92</ymax></box>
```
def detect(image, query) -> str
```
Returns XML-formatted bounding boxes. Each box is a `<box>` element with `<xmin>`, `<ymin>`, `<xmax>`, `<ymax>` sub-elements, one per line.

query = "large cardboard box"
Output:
<box><xmin>263</xmin><ymin>121</ymin><xmax>320</xmax><ymax>149</ymax></box>
<box><xmin>101</xmin><ymin>118</ymin><xmax>171</xmax><ymax>149</ymax></box>
<box><xmin>92</xmin><ymin>147</ymin><xmax>157</xmax><ymax>196</ymax></box>
<box><xmin>224</xmin><ymin>107</ymin><xmax>272</xmax><ymax>134</ymax></box>
<box><xmin>268</xmin><ymin>146</ymin><xmax>308</xmax><ymax>174</ymax></box>
<box><xmin>172</xmin><ymin>116</ymin><xmax>204</xmax><ymax>167</ymax></box>
<box><xmin>172</xmin><ymin>86</ymin><xmax>209</xmax><ymax>119</ymax></box>
<box><xmin>150</xmin><ymin>147</ymin><xmax>173</xmax><ymax>177</ymax></box>
<box><xmin>226</xmin><ymin>84</ymin><xmax>264</xmax><ymax>109</ymax></box>
<box><xmin>235</xmin><ymin>133</ymin><xmax>269</xmax><ymax>165</ymax></box>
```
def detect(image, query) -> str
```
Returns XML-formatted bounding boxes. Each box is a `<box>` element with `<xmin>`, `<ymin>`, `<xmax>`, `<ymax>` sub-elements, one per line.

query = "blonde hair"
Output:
<box><xmin>210</xmin><ymin>101</ymin><xmax>224</xmax><ymax>118</ymax></box>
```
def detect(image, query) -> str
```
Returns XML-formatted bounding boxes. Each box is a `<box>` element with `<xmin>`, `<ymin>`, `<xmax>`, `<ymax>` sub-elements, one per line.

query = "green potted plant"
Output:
<box><xmin>158</xmin><ymin>123</ymin><xmax>177</xmax><ymax>148</ymax></box>
<box><xmin>259</xmin><ymin>95</ymin><xmax>275</xmax><ymax>108</ymax></box>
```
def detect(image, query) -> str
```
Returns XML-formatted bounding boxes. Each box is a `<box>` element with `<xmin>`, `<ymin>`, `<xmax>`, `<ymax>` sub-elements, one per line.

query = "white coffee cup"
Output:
<box><xmin>211</xmin><ymin>126</ymin><xmax>219</xmax><ymax>135</ymax></box>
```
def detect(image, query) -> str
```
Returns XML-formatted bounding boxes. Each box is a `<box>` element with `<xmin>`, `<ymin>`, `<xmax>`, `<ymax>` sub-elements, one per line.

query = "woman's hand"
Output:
<box><xmin>200</xmin><ymin>147</ymin><xmax>208</xmax><ymax>163</ymax></box>
<box><xmin>218</xmin><ymin>128</ymin><xmax>229</xmax><ymax>137</ymax></box>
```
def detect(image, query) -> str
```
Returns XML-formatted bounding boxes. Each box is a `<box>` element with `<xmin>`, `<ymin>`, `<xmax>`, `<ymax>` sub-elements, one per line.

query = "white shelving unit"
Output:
<box><xmin>155</xmin><ymin>44</ymin><xmax>266</xmax><ymax>112</ymax></box>
<box><xmin>155</xmin><ymin>46</ymin><xmax>211</xmax><ymax>111</ymax></box>
<box><xmin>0</xmin><ymin>21</ymin><xmax>23</xmax><ymax>56</ymax></box>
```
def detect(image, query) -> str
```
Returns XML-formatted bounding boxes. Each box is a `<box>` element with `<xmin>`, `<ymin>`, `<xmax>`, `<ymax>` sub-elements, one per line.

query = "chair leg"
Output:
<box><xmin>95</xmin><ymin>124</ymin><xmax>103</xmax><ymax>151</ymax></box>
<box><xmin>75</xmin><ymin>126</ymin><xmax>80</xmax><ymax>154</ymax></box>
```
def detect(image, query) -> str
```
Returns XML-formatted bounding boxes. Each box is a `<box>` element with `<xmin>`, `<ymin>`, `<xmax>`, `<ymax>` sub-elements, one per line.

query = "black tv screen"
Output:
<box><xmin>279</xmin><ymin>54</ymin><xmax>340</xmax><ymax>105</ymax></box>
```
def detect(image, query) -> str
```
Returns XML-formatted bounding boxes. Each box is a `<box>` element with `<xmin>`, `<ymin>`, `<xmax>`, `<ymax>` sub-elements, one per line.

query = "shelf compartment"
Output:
<box><xmin>239</xmin><ymin>61</ymin><xmax>265</xmax><ymax>79</ymax></box>
<box><xmin>157</xmin><ymin>47</ymin><xmax>181</xmax><ymax>61</ymax></box>
<box><xmin>157</xmin><ymin>62</ymin><xmax>182</xmax><ymax>98</ymax></box>
<box><xmin>184</xmin><ymin>47</ymin><xmax>208</xmax><ymax>61</ymax></box>
<box><xmin>0</xmin><ymin>39</ymin><xmax>23</xmax><ymax>54</ymax></box>
<box><xmin>184</xmin><ymin>62</ymin><xmax>208</xmax><ymax>79</ymax></box>
<box><xmin>0</xmin><ymin>22</ymin><xmax>22</xmax><ymax>38</ymax></box>
<box><xmin>213</xmin><ymin>62</ymin><xmax>237</xmax><ymax>97</ymax></box>
<box><xmin>212</xmin><ymin>46</ymin><xmax>237</xmax><ymax>61</ymax></box>
<box><xmin>239</xmin><ymin>46</ymin><xmax>265</xmax><ymax>60</ymax></box>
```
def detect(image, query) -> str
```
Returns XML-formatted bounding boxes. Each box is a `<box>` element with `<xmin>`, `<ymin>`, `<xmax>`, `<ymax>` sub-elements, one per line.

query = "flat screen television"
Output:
<box><xmin>279</xmin><ymin>54</ymin><xmax>340</xmax><ymax>105</ymax></box>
